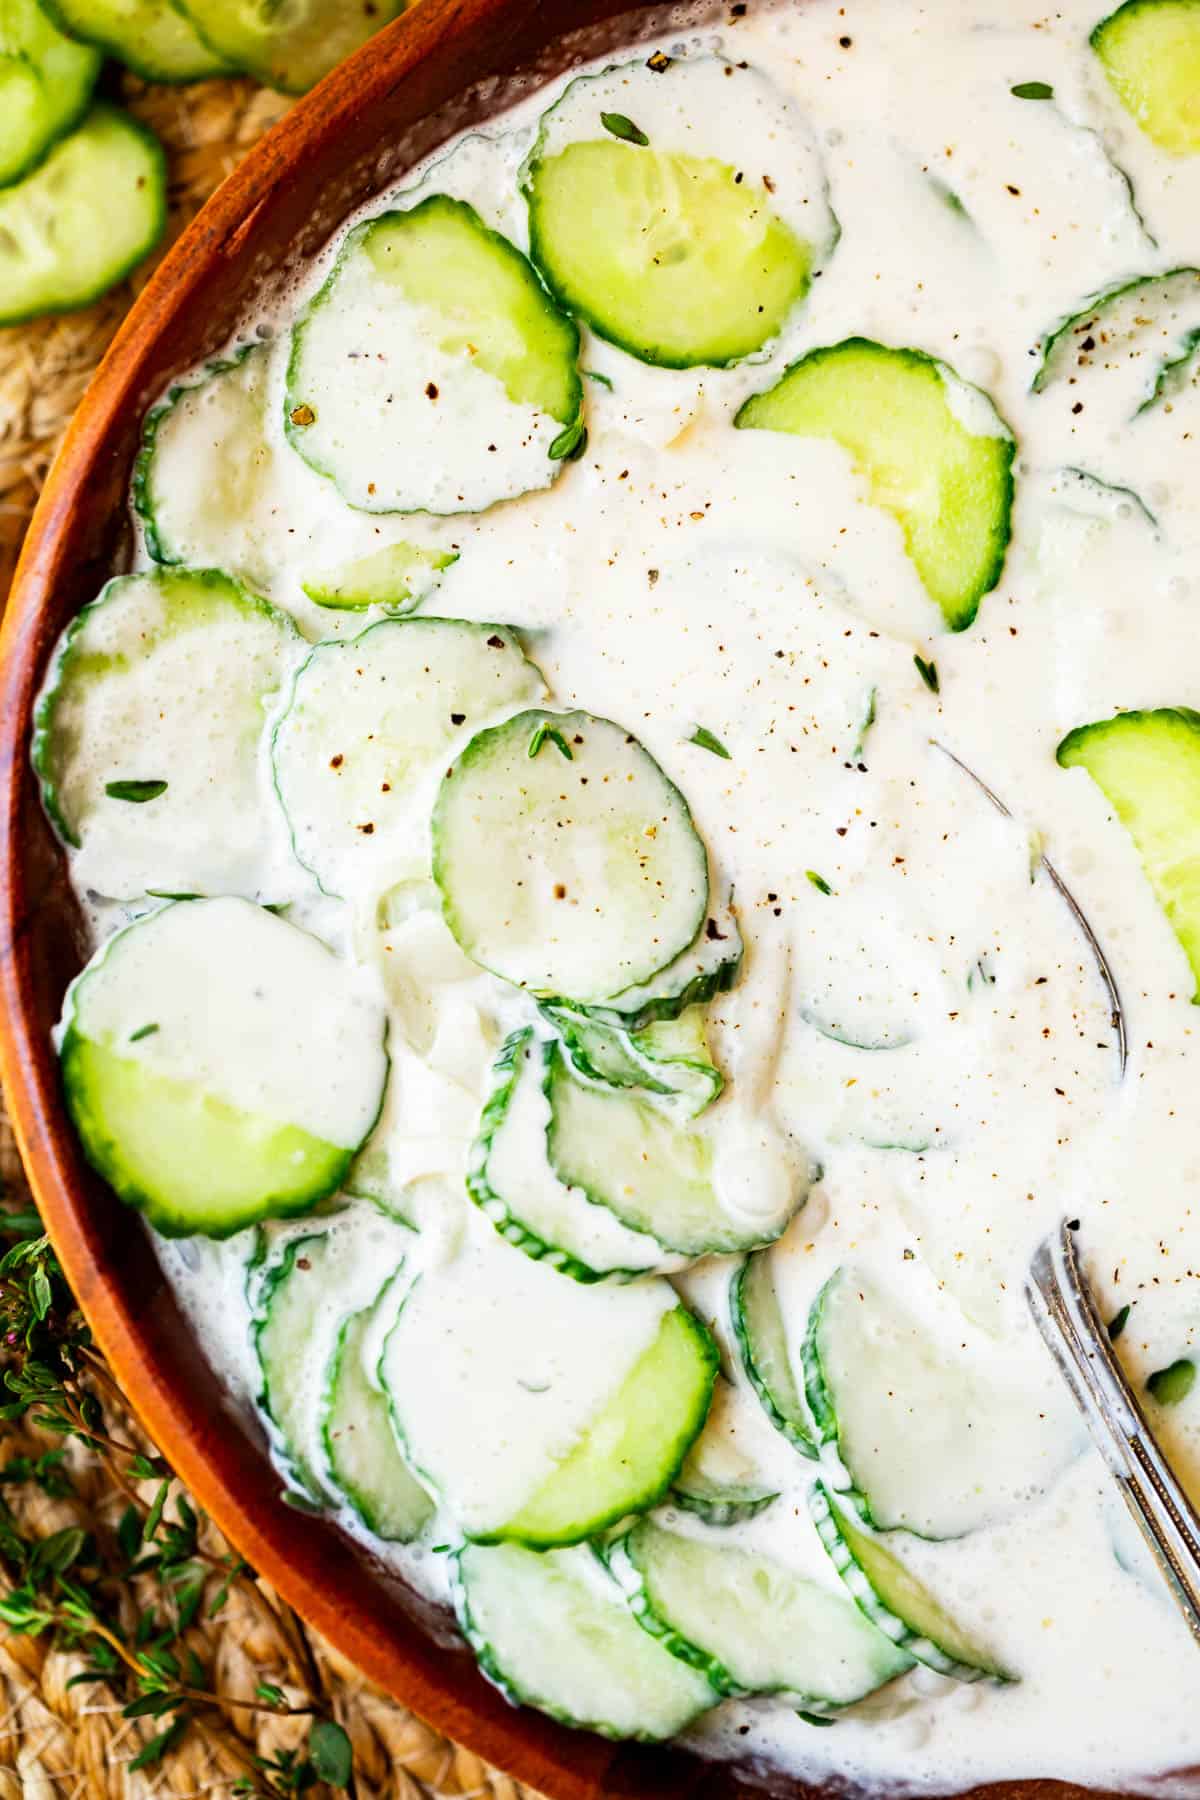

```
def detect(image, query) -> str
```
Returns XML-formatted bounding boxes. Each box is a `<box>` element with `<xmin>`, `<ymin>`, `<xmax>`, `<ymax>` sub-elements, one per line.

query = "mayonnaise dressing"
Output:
<box><xmin>51</xmin><ymin>0</ymin><xmax>1200</xmax><ymax>1788</ymax></box>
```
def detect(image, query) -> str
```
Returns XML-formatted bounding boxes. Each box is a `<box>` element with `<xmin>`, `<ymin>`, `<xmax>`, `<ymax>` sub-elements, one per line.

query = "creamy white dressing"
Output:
<box><xmin>48</xmin><ymin>0</ymin><xmax>1200</xmax><ymax>1789</ymax></box>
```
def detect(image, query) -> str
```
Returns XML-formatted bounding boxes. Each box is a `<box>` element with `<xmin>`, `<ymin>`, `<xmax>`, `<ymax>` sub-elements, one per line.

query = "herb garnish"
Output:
<box><xmin>601</xmin><ymin>112</ymin><xmax>650</xmax><ymax>147</ymax></box>
<box><xmin>806</xmin><ymin>870</ymin><xmax>834</xmax><ymax>896</ymax></box>
<box><xmin>913</xmin><ymin>654</ymin><xmax>940</xmax><ymax>694</ymax></box>
<box><xmin>1011</xmin><ymin>81</ymin><xmax>1054</xmax><ymax>100</ymax></box>
<box><xmin>689</xmin><ymin>726</ymin><xmax>732</xmax><ymax>760</ymax></box>
<box><xmin>106</xmin><ymin>779</ymin><xmax>168</xmax><ymax>803</ymax></box>
<box><xmin>1147</xmin><ymin>1358</ymin><xmax>1195</xmax><ymax>1406</ymax></box>
<box><xmin>1107</xmin><ymin>1304</ymin><xmax>1130</xmax><ymax>1342</ymax></box>
<box><xmin>129</xmin><ymin>1023</ymin><xmax>159</xmax><ymax>1043</ymax></box>
<box><xmin>549</xmin><ymin>418</ymin><xmax>588</xmax><ymax>461</ymax></box>
<box><xmin>583</xmin><ymin>368</ymin><xmax>614</xmax><ymax>390</ymax></box>
<box><xmin>529</xmin><ymin>722</ymin><xmax>574</xmax><ymax>761</ymax></box>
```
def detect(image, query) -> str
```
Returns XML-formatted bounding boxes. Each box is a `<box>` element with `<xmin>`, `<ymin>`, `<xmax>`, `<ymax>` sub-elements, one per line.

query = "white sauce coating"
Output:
<box><xmin>48</xmin><ymin>0</ymin><xmax>1200</xmax><ymax>1790</ymax></box>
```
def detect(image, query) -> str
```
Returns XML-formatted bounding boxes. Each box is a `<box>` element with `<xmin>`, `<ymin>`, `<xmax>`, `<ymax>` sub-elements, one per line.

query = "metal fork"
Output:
<box><xmin>1027</xmin><ymin>1219</ymin><xmax>1200</xmax><ymax>1646</ymax></box>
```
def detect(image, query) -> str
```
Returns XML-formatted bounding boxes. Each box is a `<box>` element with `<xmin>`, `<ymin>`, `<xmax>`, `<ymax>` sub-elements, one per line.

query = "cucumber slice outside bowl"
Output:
<box><xmin>432</xmin><ymin>707</ymin><xmax>710</xmax><ymax>1005</ymax></box>
<box><xmin>171</xmin><ymin>0</ymin><xmax>403</xmax><ymax>92</ymax></box>
<box><xmin>285</xmin><ymin>195</ymin><xmax>584</xmax><ymax>515</ymax></box>
<box><xmin>0</xmin><ymin>0</ymin><xmax>101</xmax><ymax>189</ymax></box>
<box><xmin>58</xmin><ymin>898</ymin><xmax>389</xmax><ymax>1238</ymax></box>
<box><xmin>40</xmin><ymin>0</ymin><xmax>230</xmax><ymax>83</ymax></box>
<box><xmin>0</xmin><ymin>102</ymin><xmax>166</xmax><ymax>327</ymax></box>
<box><xmin>735</xmin><ymin>337</ymin><xmax>1015</xmax><ymax>632</ymax></box>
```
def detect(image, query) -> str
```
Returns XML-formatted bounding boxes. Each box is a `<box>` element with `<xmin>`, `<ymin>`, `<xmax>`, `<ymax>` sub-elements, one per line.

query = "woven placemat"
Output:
<box><xmin>0</xmin><ymin>67</ymin><xmax>541</xmax><ymax>1800</ymax></box>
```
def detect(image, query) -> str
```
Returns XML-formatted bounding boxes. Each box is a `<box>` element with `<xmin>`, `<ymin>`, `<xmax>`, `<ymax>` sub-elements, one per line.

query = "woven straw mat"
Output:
<box><xmin>0</xmin><ymin>68</ymin><xmax>543</xmax><ymax>1800</ymax></box>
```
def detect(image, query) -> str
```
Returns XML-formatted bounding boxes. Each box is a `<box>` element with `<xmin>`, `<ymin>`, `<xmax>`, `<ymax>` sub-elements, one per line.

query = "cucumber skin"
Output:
<box><xmin>38</xmin><ymin>0</ymin><xmax>230</xmax><ymax>83</ymax></box>
<box><xmin>32</xmin><ymin>567</ymin><xmax>299</xmax><ymax>851</ymax></box>
<box><xmin>251</xmin><ymin>1231</ymin><xmax>328</xmax><ymax>1504</ymax></box>
<box><xmin>734</xmin><ymin>338</ymin><xmax>1014</xmax><ymax>633</ymax></box>
<box><xmin>0</xmin><ymin>8</ymin><xmax>100</xmax><ymax>191</ymax></box>
<box><xmin>667</xmin><ymin>1484</ymin><xmax>779</xmax><ymax>1527</ymax></box>
<box><xmin>132</xmin><ymin>345</ymin><xmax>260</xmax><ymax>563</ymax></box>
<box><xmin>1032</xmin><ymin>268</ymin><xmax>1200</xmax><ymax>394</ymax></box>
<box><xmin>730</xmin><ymin>1257</ymin><xmax>818</xmax><ymax>1461</ymax></box>
<box><xmin>466</xmin><ymin>1028</ymin><xmax>655</xmax><ymax>1285</ymax></box>
<box><xmin>810</xmin><ymin>1482</ymin><xmax>1007</xmax><ymax>1683</ymax></box>
<box><xmin>799</xmin><ymin>1271</ymin><xmax>842</xmax><ymax>1448</ymax></box>
<box><xmin>542</xmin><ymin>1001</ymin><xmax>724</xmax><ymax>1116</ymax></box>
<box><xmin>284</xmin><ymin>196</ymin><xmax>584</xmax><ymax>517</ymax></box>
<box><xmin>572</xmin><ymin>922</ymin><xmax>743</xmax><ymax>1035</ymax></box>
<box><xmin>0</xmin><ymin>105</ymin><xmax>167</xmax><ymax>329</ymax></box>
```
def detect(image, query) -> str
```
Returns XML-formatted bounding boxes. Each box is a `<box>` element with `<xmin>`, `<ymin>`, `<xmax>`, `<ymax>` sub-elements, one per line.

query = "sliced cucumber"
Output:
<box><xmin>0</xmin><ymin>103</ymin><xmax>165</xmax><ymax>326</ymax></box>
<box><xmin>522</xmin><ymin>56</ymin><xmax>833</xmax><ymax>369</ymax></box>
<box><xmin>735</xmin><ymin>338</ymin><xmax>1014</xmax><ymax>632</ymax></box>
<box><xmin>173</xmin><ymin>0</ymin><xmax>401</xmax><ymax>92</ymax></box>
<box><xmin>579</xmin><ymin>895</ymin><xmax>743</xmax><ymax>1032</ymax></box>
<box><xmin>59</xmin><ymin>899</ymin><xmax>388</xmax><ymax>1238</ymax></box>
<box><xmin>467</xmin><ymin>1029</ymin><xmax>671</xmax><ymax>1283</ymax></box>
<box><xmin>380</xmin><ymin>1225</ymin><xmax>716</xmax><ymax>1543</ymax></box>
<box><xmin>1092</xmin><ymin>0</ymin><xmax>1200</xmax><ymax>154</ymax></box>
<box><xmin>134</xmin><ymin>345</ymin><xmax>277</xmax><ymax>573</ymax></box>
<box><xmin>0</xmin><ymin>0</ymin><xmax>99</xmax><ymax>188</ymax></box>
<box><xmin>731</xmin><ymin>1251</ymin><xmax>817</xmax><ymax>1459</ymax></box>
<box><xmin>41</xmin><ymin>0</ymin><xmax>229</xmax><ymax>81</ymax></box>
<box><xmin>322</xmin><ymin>1271</ymin><xmax>434</xmax><ymax>1540</ymax></box>
<box><xmin>252</xmin><ymin>1206</ymin><xmax>411</xmax><ymax>1501</ymax></box>
<box><xmin>271</xmin><ymin>619</ymin><xmax>545</xmax><ymax>898</ymax></box>
<box><xmin>454</xmin><ymin>1542</ymin><xmax>718</xmax><ymax>1740</ymax></box>
<box><xmin>811</xmin><ymin>1481</ymin><xmax>1009</xmax><ymax>1682</ymax></box>
<box><xmin>34</xmin><ymin>568</ymin><xmax>299</xmax><ymax>903</ymax></box>
<box><xmin>1032</xmin><ymin>269</ymin><xmax>1200</xmax><ymax>416</ymax></box>
<box><xmin>607</xmin><ymin>1520</ymin><xmax>914</xmax><ymax>1704</ymax></box>
<box><xmin>1057</xmin><ymin>709</ymin><xmax>1200</xmax><ymax>998</ymax></box>
<box><xmin>546</xmin><ymin>1044</ymin><xmax>795</xmax><ymax>1257</ymax></box>
<box><xmin>434</xmin><ymin>708</ymin><xmax>708</xmax><ymax>1004</ymax></box>
<box><xmin>802</xmin><ymin>1269</ymin><xmax>1078</xmax><ymax>1538</ymax></box>
<box><xmin>670</xmin><ymin>1377</ymin><xmax>778</xmax><ymax>1525</ymax></box>
<box><xmin>542</xmin><ymin>1001</ymin><xmax>722</xmax><ymax>1117</ymax></box>
<box><xmin>285</xmin><ymin>196</ymin><xmax>583</xmax><ymax>515</ymax></box>
<box><xmin>301</xmin><ymin>541</ymin><xmax>458</xmax><ymax>612</ymax></box>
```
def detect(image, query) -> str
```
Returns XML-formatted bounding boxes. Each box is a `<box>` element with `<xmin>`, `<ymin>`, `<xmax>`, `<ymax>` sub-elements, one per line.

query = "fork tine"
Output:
<box><xmin>1026</xmin><ymin>1219</ymin><xmax>1200</xmax><ymax>1647</ymax></box>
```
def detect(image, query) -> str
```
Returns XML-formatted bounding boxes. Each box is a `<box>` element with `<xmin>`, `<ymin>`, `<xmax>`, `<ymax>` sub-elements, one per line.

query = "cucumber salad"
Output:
<box><xmin>33</xmin><ymin>0</ymin><xmax>1200</xmax><ymax>1789</ymax></box>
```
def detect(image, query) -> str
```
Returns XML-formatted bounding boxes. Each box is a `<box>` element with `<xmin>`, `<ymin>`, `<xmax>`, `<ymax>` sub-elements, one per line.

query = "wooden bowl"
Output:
<box><xmin>0</xmin><ymin>4</ymin><xmax>1125</xmax><ymax>1797</ymax></box>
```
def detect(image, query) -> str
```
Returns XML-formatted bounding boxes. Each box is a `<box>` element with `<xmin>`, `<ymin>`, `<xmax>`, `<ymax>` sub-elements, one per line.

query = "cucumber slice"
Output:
<box><xmin>271</xmin><ymin>619</ymin><xmax>545</xmax><ymax>899</ymax></box>
<box><xmin>522</xmin><ymin>56</ymin><xmax>834</xmax><ymax>369</ymax></box>
<box><xmin>1057</xmin><ymin>708</ymin><xmax>1200</xmax><ymax>998</ymax></box>
<box><xmin>607</xmin><ymin>1520</ymin><xmax>914</xmax><ymax>1704</ymax></box>
<box><xmin>0</xmin><ymin>0</ymin><xmax>99</xmax><ymax>188</ymax></box>
<box><xmin>33</xmin><ymin>568</ymin><xmax>299</xmax><ymax>903</ymax></box>
<box><xmin>253</xmin><ymin>1206</ymin><xmax>412</xmax><ymax>1501</ymax></box>
<box><xmin>802</xmin><ymin>1269</ymin><xmax>1078</xmax><ymax>1538</ymax></box>
<box><xmin>134</xmin><ymin>345</ymin><xmax>276</xmax><ymax>574</ymax></box>
<box><xmin>1032</xmin><ymin>269</ymin><xmax>1200</xmax><ymax>416</ymax></box>
<box><xmin>1092</xmin><ymin>0</ymin><xmax>1200</xmax><ymax>154</ymax></box>
<box><xmin>468</xmin><ymin>1030</ymin><xmax>672</xmax><ymax>1283</ymax></box>
<box><xmin>41</xmin><ymin>0</ymin><xmax>229</xmax><ymax>81</ymax></box>
<box><xmin>579</xmin><ymin>895</ymin><xmax>743</xmax><ymax>1032</ymax></box>
<box><xmin>59</xmin><ymin>899</ymin><xmax>389</xmax><ymax>1238</ymax></box>
<box><xmin>811</xmin><ymin>1481</ymin><xmax>1009</xmax><ymax>1682</ymax></box>
<box><xmin>301</xmin><ymin>541</ymin><xmax>458</xmax><ymax>612</ymax></box>
<box><xmin>541</xmin><ymin>1002</ymin><xmax>722</xmax><ymax>1117</ymax></box>
<box><xmin>453</xmin><ymin>1542</ymin><xmax>717</xmax><ymax>1741</ymax></box>
<box><xmin>731</xmin><ymin>1252</ymin><xmax>817</xmax><ymax>1459</ymax></box>
<box><xmin>735</xmin><ymin>338</ymin><xmax>1014</xmax><ymax>632</ymax></box>
<box><xmin>285</xmin><ymin>196</ymin><xmax>583</xmax><ymax>514</ymax></box>
<box><xmin>546</xmin><ymin>1044</ymin><xmax>796</xmax><ymax>1257</ymax></box>
<box><xmin>0</xmin><ymin>103</ymin><xmax>165</xmax><ymax>326</ymax></box>
<box><xmin>434</xmin><ymin>708</ymin><xmax>708</xmax><ymax>1004</ymax></box>
<box><xmin>380</xmin><ymin>1225</ymin><xmax>716</xmax><ymax>1543</ymax></box>
<box><xmin>322</xmin><ymin>1272</ymin><xmax>434</xmax><ymax>1540</ymax></box>
<box><xmin>172</xmin><ymin>0</ymin><xmax>401</xmax><ymax>92</ymax></box>
<box><xmin>670</xmin><ymin>1377</ymin><xmax>778</xmax><ymax>1525</ymax></box>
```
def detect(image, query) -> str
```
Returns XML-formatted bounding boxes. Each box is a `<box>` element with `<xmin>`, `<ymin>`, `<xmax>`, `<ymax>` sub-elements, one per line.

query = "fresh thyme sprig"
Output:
<box><xmin>0</xmin><ymin>1204</ymin><xmax>355</xmax><ymax>1795</ymax></box>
